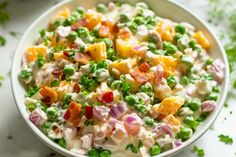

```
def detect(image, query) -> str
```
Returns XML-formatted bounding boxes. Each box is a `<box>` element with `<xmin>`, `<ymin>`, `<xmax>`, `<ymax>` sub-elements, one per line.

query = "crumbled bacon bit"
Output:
<box><xmin>85</xmin><ymin>106</ymin><xmax>93</xmax><ymax>119</ymax></box>
<box><xmin>42</xmin><ymin>96</ymin><xmax>51</xmax><ymax>105</ymax></box>
<box><xmin>138</xmin><ymin>63</ymin><xmax>150</xmax><ymax>73</ymax></box>
<box><xmin>71</xmin><ymin>19</ymin><xmax>86</xmax><ymax>31</ymax></box>
<box><xmin>101</xmin><ymin>91</ymin><xmax>114</xmax><ymax>103</ymax></box>
<box><xmin>73</xmin><ymin>83</ymin><xmax>80</xmax><ymax>93</ymax></box>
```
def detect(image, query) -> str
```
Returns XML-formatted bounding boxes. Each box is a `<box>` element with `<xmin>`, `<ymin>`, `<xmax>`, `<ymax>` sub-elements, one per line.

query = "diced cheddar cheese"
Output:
<box><xmin>156</xmin><ymin>20</ymin><xmax>175</xmax><ymax>42</ymax></box>
<box><xmin>64</xmin><ymin>102</ymin><xmax>82</xmax><ymax>127</ymax></box>
<box><xmin>150</xmin><ymin>55</ymin><xmax>177</xmax><ymax>77</ymax></box>
<box><xmin>109</xmin><ymin>58</ymin><xmax>137</xmax><ymax>77</ymax></box>
<box><xmin>155</xmin><ymin>96</ymin><xmax>184</xmax><ymax>115</ymax></box>
<box><xmin>87</xmin><ymin>42</ymin><xmax>107</xmax><ymax>62</ymax></box>
<box><xmin>54</xmin><ymin>7</ymin><xmax>71</xmax><ymax>19</ymax></box>
<box><xmin>85</xmin><ymin>10</ymin><xmax>103</xmax><ymax>30</ymax></box>
<box><xmin>193</xmin><ymin>31</ymin><xmax>210</xmax><ymax>49</ymax></box>
<box><xmin>25</xmin><ymin>46</ymin><xmax>47</xmax><ymax>63</ymax></box>
<box><xmin>39</xmin><ymin>86</ymin><xmax>58</xmax><ymax>104</ymax></box>
<box><xmin>53</xmin><ymin>52</ymin><xmax>69</xmax><ymax>60</ymax></box>
<box><xmin>116</xmin><ymin>39</ymin><xmax>142</xmax><ymax>58</ymax></box>
<box><xmin>163</xmin><ymin>115</ymin><xmax>181</xmax><ymax>132</ymax></box>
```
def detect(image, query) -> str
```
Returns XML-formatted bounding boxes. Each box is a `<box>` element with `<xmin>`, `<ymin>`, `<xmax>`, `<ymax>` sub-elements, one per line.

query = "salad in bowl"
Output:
<box><xmin>17</xmin><ymin>1</ymin><xmax>226</xmax><ymax>157</ymax></box>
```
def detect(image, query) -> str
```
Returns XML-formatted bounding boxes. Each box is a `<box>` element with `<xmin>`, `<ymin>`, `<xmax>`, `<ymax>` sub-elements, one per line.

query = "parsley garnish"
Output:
<box><xmin>0</xmin><ymin>75</ymin><xmax>4</xmax><ymax>87</ymax></box>
<box><xmin>193</xmin><ymin>145</ymin><xmax>205</xmax><ymax>157</ymax></box>
<box><xmin>0</xmin><ymin>36</ymin><xmax>6</xmax><ymax>46</ymax></box>
<box><xmin>0</xmin><ymin>1</ymin><xmax>10</xmax><ymax>25</ymax></box>
<box><xmin>218</xmin><ymin>134</ymin><xmax>233</xmax><ymax>144</ymax></box>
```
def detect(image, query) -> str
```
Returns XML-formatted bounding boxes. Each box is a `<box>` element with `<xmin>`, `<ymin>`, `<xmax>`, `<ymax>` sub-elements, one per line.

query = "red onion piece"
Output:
<box><xmin>172</xmin><ymin>139</ymin><xmax>182</xmax><ymax>148</ymax></box>
<box><xmin>109</xmin><ymin>102</ymin><xmax>128</xmax><ymax>119</ymax></box>
<box><xmin>201</xmin><ymin>100</ymin><xmax>216</xmax><ymax>113</ymax></box>
<box><xmin>154</xmin><ymin>123</ymin><xmax>174</xmax><ymax>138</ymax></box>
<box><xmin>29</xmin><ymin>108</ymin><xmax>47</xmax><ymax>126</ymax></box>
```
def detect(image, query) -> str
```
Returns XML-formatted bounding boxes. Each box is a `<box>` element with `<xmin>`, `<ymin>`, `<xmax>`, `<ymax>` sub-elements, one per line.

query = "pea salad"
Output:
<box><xmin>18</xmin><ymin>2</ymin><xmax>225</xmax><ymax>157</ymax></box>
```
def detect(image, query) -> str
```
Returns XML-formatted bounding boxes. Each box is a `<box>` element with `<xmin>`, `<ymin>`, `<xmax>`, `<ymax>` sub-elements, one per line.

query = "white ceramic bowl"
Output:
<box><xmin>11</xmin><ymin>0</ymin><xmax>230</xmax><ymax>156</ymax></box>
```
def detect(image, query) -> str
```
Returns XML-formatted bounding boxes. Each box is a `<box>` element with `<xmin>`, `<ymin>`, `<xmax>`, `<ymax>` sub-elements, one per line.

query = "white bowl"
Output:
<box><xmin>11</xmin><ymin>0</ymin><xmax>230</xmax><ymax>156</ymax></box>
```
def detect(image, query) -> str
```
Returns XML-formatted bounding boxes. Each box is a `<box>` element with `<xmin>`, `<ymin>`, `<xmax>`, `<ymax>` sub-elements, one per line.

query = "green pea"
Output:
<box><xmin>102</xmin><ymin>38</ymin><xmax>113</xmax><ymax>49</ymax></box>
<box><xmin>127</xmin><ymin>144</ymin><xmax>139</xmax><ymax>153</ymax></box>
<box><xmin>95</xmin><ymin>68</ymin><xmax>109</xmax><ymax>82</ymax></box>
<box><xmin>180</xmin><ymin>76</ymin><xmax>189</xmax><ymax>85</ymax></box>
<box><xmin>180</xmin><ymin>55</ymin><xmax>195</xmax><ymax>68</ymax></box>
<box><xmin>58</xmin><ymin>138</ymin><xmax>66</xmax><ymax>148</ymax></box>
<box><xmin>67</xmin><ymin>31</ymin><xmax>78</xmax><ymax>41</ymax></box>
<box><xmin>189</xmin><ymin>40</ymin><xmax>201</xmax><ymax>51</ymax></box>
<box><xmin>120</xmin><ymin>13</ymin><xmax>129</xmax><ymax>23</ymax></box>
<box><xmin>166</xmin><ymin>75</ymin><xmax>177</xmax><ymax>89</ymax></box>
<box><xmin>88</xmin><ymin>148</ymin><xmax>100</xmax><ymax>157</ymax></box>
<box><xmin>100</xmin><ymin>150</ymin><xmax>111</xmax><ymax>157</ymax></box>
<box><xmin>19</xmin><ymin>69</ymin><xmax>31</xmax><ymax>79</ymax></box>
<box><xmin>42</xmin><ymin>121</ymin><xmax>51</xmax><ymax>132</ymax></box>
<box><xmin>146</xmin><ymin>16</ymin><xmax>156</xmax><ymax>27</ymax></box>
<box><xmin>96</xmin><ymin>3</ymin><xmax>107</xmax><ymax>13</ymax></box>
<box><xmin>183</xmin><ymin>116</ymin><xmax>199</xmax><ymax>130</ymax></box>
<box><xmin>53</xmin><ymin>19</ymin><xmax>64</xmax><ymax>28</ymax></box>
<box><xmin>125</xmin><ymin>94</ymin><xmax>139</xmax><ymax>106</ymax></box>
<box><xmin>134</xmin><ymin>16</ymin><xmax>145</xmax><ymax>25</ymax></box>
<box><xmin>212</xmin><ymin>86</ymin><xmax>219</xmax><ymax>93</ymax></box>
<box><xmin>163</xmin><ymin>41</ymin><xmax>178</xmax><ymax>56</ymax></box>
<box><xmin>175</xmin><ymin>24</ymin><xmax>186</xmax><ymax>34</ymax></box>
<box><xmin>136</xmin><ymin>2</ymin><xmax>149</xmax><ymax>9</ymax></box>
<box><xmin>149</xmin><ymin>145</ymin><xmax>161</xmax><ymax>156</ymax></box>
<box><xmin>46</xmin><ymin>106</ymin><xmax>59</xmax><ymax>120</ymax></box>
<box><xmin>26</xmin><ymin>103</ymin><xmax>37</xmax><ymax>112</ymax></box>
<box><xmin>139</xmin><ymin>83</ymin><xmax>153</xmax><ymax>96</ymax></box>
<box><xmin>144</xmin><ymin>117</ymin><xmax>155</xmax><ymax>127</ymax></box>
<box><xmin>206</xmin><ymin>92</ymin><xmax>218</xmax><ymax>101</ymax></box>
<box><xmin>64</xmin><ymin>16</ymin><xmax>77</xmax><ymax>26</ymax></box>
<box><xmin>76</xmin><ymin>7</ymin><xmax>85</xmax><ymax>17</ymax></box>
<box><xmin>188</xmin><ymin>98</ymin><xmax>201</xmax><ymax>111</ymax></box>
<box><xmin>127</xmin><ymin>21</ymin><xmax>138</xmax><ymax>33</ymax></box>
<box><xmin>63</xmin><ymin>64</ymin><xmax>75</xmax><ymax>76</ymax></box>
<box><xmin>77</xmin><ymin>27</ymin><xmax>89</xmax><ymax>38</ymax></box>
<box><xmin>174</xmin><ymin>33</ymin><xmax>183</xmax><ymax>42</ymax></box>
<box><xmin>51</xmin><ymin>80</ymin><xmax>59</xmax><ymax>87</ymax></box>
<box><xmin>107</xmin><ymin>48</ymin><xmax>116</xmax><ymax>60</ymax></box>
<box><xmin>71</xmin><ymin>11</ymin><xmax>80</xmax><ymax>19</ymax></box>
<box><xmin>111</xmin><ymin>80</ymin><xmax>122</xmax><ymax>90</ymax></box>
<box><xmin>205</xmin><ymin>58</ymin><xmax>213</xmax><ymax>65</ymax></box>
<box><xmin>178</xmin><ymin>127</ymin><xmax>193</xmax><ymax>141</ymax></box>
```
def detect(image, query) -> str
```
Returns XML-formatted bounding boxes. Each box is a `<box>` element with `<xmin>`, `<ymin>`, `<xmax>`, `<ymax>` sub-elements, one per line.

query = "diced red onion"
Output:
<box><xmin>172</xmin><ymin>139</ymin><xmax>182</xmax><ymax>148</ymax></box>
<box><xmin>201</xmin><ymin>100</ymin><xmax>216</xmax><ymax>113</ymax></box>
<box><xmin>154</xmin><ymin>123</ymin><xmax>174</xmax><ymax>138</ymax></box>
<box><xmin>109</xmin><ymin>102</ymin><xmax>128</xmax><ymax>119</ymax></box>
<box><xmin>29</xmin><ymin>108</ymin><xmax>47</xmax><ymax>126</ymax></box>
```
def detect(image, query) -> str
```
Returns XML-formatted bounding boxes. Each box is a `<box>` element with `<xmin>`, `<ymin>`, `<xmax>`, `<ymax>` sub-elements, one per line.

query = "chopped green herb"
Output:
<box><xmin>193</xmin><ymin>145</ymin><xmax>205</xmax><ymax>157</ymax></box>
<box><xmin>0</xmin><ymin>1</ymin><xmax>10</xmax><ymax>25</ymax></box>
<box><xmin>0</xmin><ymin>75</ymin><xmax>4</xmax><ymax>87</ymax></box>
<box><xmin>224</xmin><ymin>102</ymin><xmax>229</xmax><ymax>108</ymax></box>
<box><xmin>0</xmin><ymin>36</ymin><xmax>6</xmax><ymax>46</ymax></box>
<box><xmin>218</xmin><ymin>134</ymin><xmax>233</xmax><ymax>144</ymax></box>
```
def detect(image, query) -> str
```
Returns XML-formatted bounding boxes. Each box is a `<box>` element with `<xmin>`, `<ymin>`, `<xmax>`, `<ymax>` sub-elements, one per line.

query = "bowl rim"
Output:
<box><xmin>11</xmin><ymin>0</ymin><xmax>230</xmax><ymax>157</ymax></box>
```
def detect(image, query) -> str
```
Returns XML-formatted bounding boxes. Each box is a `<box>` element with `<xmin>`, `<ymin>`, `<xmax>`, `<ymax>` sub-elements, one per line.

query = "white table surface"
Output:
<box><xmin>0</xmin><ymin>0</ymin><xmax>235</xmax><ymax>157</ymax></box>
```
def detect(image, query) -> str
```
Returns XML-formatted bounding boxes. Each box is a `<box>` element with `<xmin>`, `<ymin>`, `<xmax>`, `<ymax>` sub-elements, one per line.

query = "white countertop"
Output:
<box><xmin>0</xmin><ymin>0</ymin><xmax>235</xmax><ymax>157</ymax></box>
